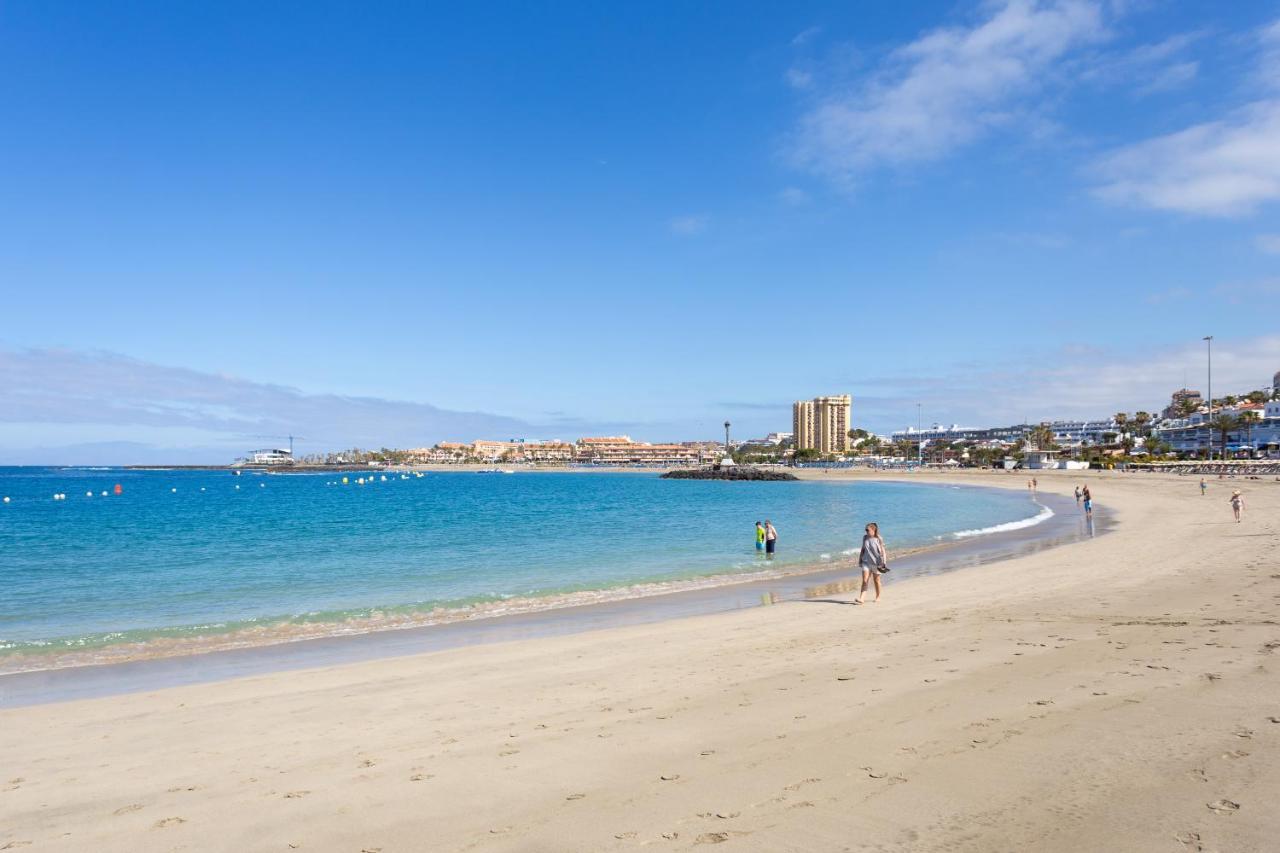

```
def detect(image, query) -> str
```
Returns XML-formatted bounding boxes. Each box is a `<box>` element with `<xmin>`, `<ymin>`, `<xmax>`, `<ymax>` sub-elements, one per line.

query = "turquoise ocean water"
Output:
<box><xmin>0</xmin><ymin>468</ymin><xmax>1045</xmax><ymax>665</ymax></box>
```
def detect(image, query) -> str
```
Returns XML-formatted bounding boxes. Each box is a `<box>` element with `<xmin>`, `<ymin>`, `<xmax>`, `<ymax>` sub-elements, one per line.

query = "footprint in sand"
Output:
<box><xmin>153</xmin><ymin>817</ymin><xmax>187</xmax><ymax>829</ymax></box>
<box><xmin>660</xmin><ymin>774</ymin><xmax>680</xmax><ymax>781</ymax></box>
<box><xmin>696</xmin><ymin>832</ymin><xmax>730</xmax><ymax>844</ymax></box>
<box><xmin>1173</xmin><ymin>830</ymin><xmax>1201</xmax><ymax>848</ymax></box>
<box><xmin>1206</xmin><ymin>799</ymin><xmax>1240</xmax><ymax>814</ymax></box>
<box><xmin>284</xmin><ymin>791</ymin><xmax>310</xmax><ymax>799</ymax></box>
<box><xmin>409</xmin><ymin>774</ymin><xmax>433</xmax><ymax>782</ymax></box>
<box><xmin>113</xmin><ymin>804</ymin><xmax>144</xmax><ymax>815</ymax></box>
<box><xmin>614</xmin><ymin>832</ymin><xmax>637</xmax><ymax>839</ymax></box>
<box><xmin>565</xmin><ymin>793</ymin><xmax>586</xmax><ymax>801</ymax></box>
<box><xmin>1</xmin><ymin>842</ymin><xmax>34</xmax><ymax>850</ymax></box>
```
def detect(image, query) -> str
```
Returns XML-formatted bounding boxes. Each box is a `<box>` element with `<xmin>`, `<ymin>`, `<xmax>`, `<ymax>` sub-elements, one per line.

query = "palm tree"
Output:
<box><xmin>1113</xmin><ymin>412</ymin><xmax>1129</xmax><ymax>435</ymax></box>
<box><xmin>1132</xmin><ymin>411</ymin><xmax>1151</xmax><ymax>436</ymax></box>
<box><xmin>1028</xmin><ymin>423</ymin><xmax>1056</xmax><ymax>450</ymax></box>
<box><xmin>1210</xmin><ymin>414</ymin><xmax>1241</xmax><ymax>459</ymax></box>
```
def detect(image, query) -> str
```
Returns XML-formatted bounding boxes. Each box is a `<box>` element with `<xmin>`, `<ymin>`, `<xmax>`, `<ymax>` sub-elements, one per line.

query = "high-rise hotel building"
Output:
<box><xmin>792</xmin><ymin>395</ymin><xmax>852</xmax><ymax>454</ymax></box>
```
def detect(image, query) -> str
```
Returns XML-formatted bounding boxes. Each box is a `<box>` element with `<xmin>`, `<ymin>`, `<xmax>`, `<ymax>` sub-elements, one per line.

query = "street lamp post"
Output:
<box><xmin>1203</xmin><ymin>336</ymin><xmax>1213</xmax><ymax>461</ymax></box>
<box><xmin>917</xmin><ymin>403</ymin><xmax>923</xmax><ymax>466</ymax></box>
<box><xmin>724</xmin><ymin>421</ymin><xmax>731</xmax><ymax>461</ymax></box>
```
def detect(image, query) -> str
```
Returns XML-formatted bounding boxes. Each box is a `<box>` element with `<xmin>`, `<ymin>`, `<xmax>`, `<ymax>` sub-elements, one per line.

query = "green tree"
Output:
<box><xmin>1028</xmin><ymin>423</ymin><xmax>1057</xmax><ymax>450</ymax></box>
<box><xmin>1132</xmin><ymin>411</ymin><xmax>1151</xmax><ymax>436</ymax></box>
<box><xmin>1210</xmin><ymin>414</ymin><xmax>1241</xmax><ymax>459</ymax></box>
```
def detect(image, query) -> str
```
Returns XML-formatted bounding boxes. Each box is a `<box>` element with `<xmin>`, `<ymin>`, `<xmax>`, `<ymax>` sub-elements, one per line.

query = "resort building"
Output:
<box><xmin>574</xmin><ymin>436</ymin><xmax>702</xmax><ymax>465</ymax></box>
<box><xmin>518</xmin><ymin>441</ymin><xmax>576</xmax><ymax>462</ymax></box>
<box><xmin>793</xmin><ymin>395</ymin><xmax>852</xmax><ymax>454</ymax></box>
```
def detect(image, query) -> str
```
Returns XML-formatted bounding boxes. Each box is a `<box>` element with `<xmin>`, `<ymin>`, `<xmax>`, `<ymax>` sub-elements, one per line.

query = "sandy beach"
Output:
<box><xmin>3</xmin><ymin>470</ymin><xmax>1278</xmax><ymax>852</ymax></box>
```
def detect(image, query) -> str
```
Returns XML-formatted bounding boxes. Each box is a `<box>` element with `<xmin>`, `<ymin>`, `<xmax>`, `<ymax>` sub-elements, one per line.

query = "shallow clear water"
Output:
<box><xmin>0</xmin><ymin>468</ymin><xmax>1042</xmax><ymax>657</ymax></box>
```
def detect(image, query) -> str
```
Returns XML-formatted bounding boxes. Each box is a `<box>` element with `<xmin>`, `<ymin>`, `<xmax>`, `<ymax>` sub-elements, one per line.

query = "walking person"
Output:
<box><xmin>855</xmin><ymin>522</ymin><xmax>888</xmax><ymax>604</ymax></box>
<box><xmin>755</xmin><ymin>521</ymin><xmax>766</xmax><ymax>553</ymax></box>
<box><xmin>1229</xmin><ymin>490</ymin><xmax>1244</xmax><ymax>523</ymax></box>
<box><xmin>1200</xmin><ymin>478</ymin><xmax>1207</xmax><ymax>496</ymax></box>
<box><xmin>1074</xmin><ymin>485</ymin><xmax>1081</xmax><ymax>504</ymax></box>
<box><xmin>1082</xmin><ymin>485</ymin><xmax>1093</xmax><ymax>518</ymax></box>
<box><xmin>764</xmin><ymin>520</ymin><xmax>778</xmax><ymax>558</ymax></box>
<box><xmin>1032</xmin><ymin>477</ymin><xmax>1038</xmax><ymax>492</ymax></box>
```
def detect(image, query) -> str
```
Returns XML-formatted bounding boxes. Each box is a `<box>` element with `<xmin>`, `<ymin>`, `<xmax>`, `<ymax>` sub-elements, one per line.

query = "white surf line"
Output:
<box><xmin>946</xmin><ymin>500</ymin><xmax>1055</xmax><ymax>540</ymax></box>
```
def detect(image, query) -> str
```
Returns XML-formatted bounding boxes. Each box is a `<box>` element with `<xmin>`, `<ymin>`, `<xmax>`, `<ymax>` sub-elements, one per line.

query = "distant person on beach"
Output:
<box><xmin>855</xmin><ymin>522</ymin><xmax>888</xmax><ymax>604</ymax></box>
<box><xmin>1027</xmin><ymin>479</ymin><xmax>1033</xmax><ymax>492</ymax></box>
<box><xmin>764</xmin><ymin>520</ymin><xmax>777</xmax><ymax>557</ymax></box>
<box><xmin>755</xmin><ymin>521</ymin><xmax>766</xmax><ymax>552</ymax></box>
<box><xmin>1229</xmin><ymin>490</ymin><xmax>1244</xmax><ymax>523</ymax></box>
<box><xmin>1074</xmin><ymin>486</ymin><xmax>1081</xmax><ymax>504</ymax></box>
<box><xmin>1200</xmin><ymin>478</ymin><xmax>1207</xmax><ymax>496</ymax></box>
<box><xmin>1032</xmin><ymin>477</ymin><xmax>1038</xmax><ymax>491</ymax></box>
<box><xmin>1082</xmin><ymin>485</ymin><xmax>1093</xmax><ymax>518</ymax></box>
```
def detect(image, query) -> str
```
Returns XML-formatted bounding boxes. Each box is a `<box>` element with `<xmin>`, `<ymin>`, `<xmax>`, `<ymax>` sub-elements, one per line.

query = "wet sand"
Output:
<box><xmin>2</xmin><ymin>470</ymin><xmax>1277</xmax><ymax>852</ymax></box>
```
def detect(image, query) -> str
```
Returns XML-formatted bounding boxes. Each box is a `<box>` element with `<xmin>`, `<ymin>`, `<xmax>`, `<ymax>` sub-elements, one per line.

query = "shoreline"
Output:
<box><xmin>0</xmin><ymin>477</ymin><xmax>1089</xmax><ymax>705</ymax></box>
<box><xmin>3</xmin><ymin>471</ymin><xmax>1276</xmax><ymax>851</ymax></box>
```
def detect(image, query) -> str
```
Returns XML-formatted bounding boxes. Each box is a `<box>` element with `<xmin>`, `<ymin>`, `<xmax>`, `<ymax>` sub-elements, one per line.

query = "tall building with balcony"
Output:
<box><xmin>792</xmin><ymin>401</ymin><xmax>815</xmax><ymax>450</ymax></box>
<box><xmin>793</xmin><ymin>395</ymin><xmax>852</xmax><ymax>454</ymax></box>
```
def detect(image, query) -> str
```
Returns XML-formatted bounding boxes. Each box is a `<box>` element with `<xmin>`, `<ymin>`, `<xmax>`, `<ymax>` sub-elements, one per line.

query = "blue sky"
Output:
<box><xmin>2</xmin><ymin>0</ymin><xmax>1279</xmax><ymax>462</ymax></box>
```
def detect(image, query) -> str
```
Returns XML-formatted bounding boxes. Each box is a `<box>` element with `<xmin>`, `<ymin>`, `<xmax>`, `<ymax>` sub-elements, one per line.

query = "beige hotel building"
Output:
<box><xmin>793</xmin><ymin>395</ymin><xmax>853</xmax><ymax>455</ymax></box>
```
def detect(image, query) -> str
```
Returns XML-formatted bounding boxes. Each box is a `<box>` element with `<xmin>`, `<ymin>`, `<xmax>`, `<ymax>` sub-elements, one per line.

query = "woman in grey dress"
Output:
<box><xmin>855</xmin><ymin>522</ymin><xmax>888</xmax><ymax>604</ymax></box>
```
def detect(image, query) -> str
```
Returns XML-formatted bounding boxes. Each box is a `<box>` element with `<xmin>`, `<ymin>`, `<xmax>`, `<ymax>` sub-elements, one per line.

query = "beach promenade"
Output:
<box><xmin>3</xmin><ymin>471</ymin><xmax>1278</xmax><ymax>852</ymax></box>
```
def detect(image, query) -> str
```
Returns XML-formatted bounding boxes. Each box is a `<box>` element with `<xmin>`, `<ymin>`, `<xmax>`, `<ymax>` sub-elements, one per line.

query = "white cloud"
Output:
<box><xmin>1091</xmin><ymin>18</ymin><xmax>1280</xmax><ymax>217</ymax></box>
<box><xmin>1256</xmin><ymin>234</ymin><xmax>1280</xmax><ymax>254</ymax></box>
<box><xmin>1092</xmin><ymin>99</ymin><xmax>1280</xmax><ymax>216</ymax></box>
<box><xmin>784</xmin><ymin>67</ymin><xmax>814</xmax><ymax>90</ymax></box>
<box><xmin>789</xmin><ymin>0</ymin><xmax>1107</xmax><ymax>187</ymax></box>
<box><xmin>668</xmin><ymin>214</ymin><xmax>709</xmax><ymax>236</ymax></box>
<box><xmin>778</xmin><ymin>186</ymin><xmax>810</xmax><ymax>205</ymax></box>
<box><xmin>1134</xmin><ymin>60</ymin><xmax>1198</xmax><ymax>94</ymax></box>
<box><xmin>791</xmin><ymin>26</ymin><xmax>821</xmax><ymax>47</ymax></box>
<box><xmin>0</xmin><ymin>348</ymin><xmax>542</xmax><ymax>462</ymax></box>
<box><xmin>849</xmin><ymin>335</ymin><xmax>1280</xmax><ymax>429</ymax></box>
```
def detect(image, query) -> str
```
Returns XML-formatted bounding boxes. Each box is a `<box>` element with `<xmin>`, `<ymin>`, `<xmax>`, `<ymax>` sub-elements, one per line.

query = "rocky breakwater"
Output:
<box><xmin>660</xmin><ymin>466</ymin><xmax>798</xmax><ymax>481</ymax></box>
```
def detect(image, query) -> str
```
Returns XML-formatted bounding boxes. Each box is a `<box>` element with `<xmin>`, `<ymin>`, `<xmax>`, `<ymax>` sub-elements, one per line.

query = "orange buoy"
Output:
<box><xmin>113</xmin><ymin>484</ymin><xmax>123</xmax><ymax>495</ymax></box>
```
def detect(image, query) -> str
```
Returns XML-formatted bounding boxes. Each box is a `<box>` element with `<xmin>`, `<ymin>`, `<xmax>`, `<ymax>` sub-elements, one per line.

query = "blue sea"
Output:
<box><xmin>0</xmin><ymin>467</ymin><xmax>1046</xmax><ymax>668</ymax></box>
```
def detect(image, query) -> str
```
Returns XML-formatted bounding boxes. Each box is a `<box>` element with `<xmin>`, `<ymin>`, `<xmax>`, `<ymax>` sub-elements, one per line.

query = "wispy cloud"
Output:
<box><xmin>668</xmin><ymin>214</ymin><xmax>709</xmax><ymax>236</ymax></box>
<box><xmin>846</xmin><ymin>335</ymin><xmax>1280</xmax><ymax>429</ymax></box>
<box><xmin>791</xmin><ymin>26</ymin><xmax>821</xmax><ymax>47</ymax></box>
<box><xmin>778</xmin><ymin>186</ymin><xmax>810</xmax><ymax>205</ymax></box>
<box><xmin>1091</xmin><ymin>19</ymin><xmax>1280</xmax><ymax>217</ymax></box>
<box><xmin>788</xmin><ymin>0</ymin><xmax>1107</xmax><ymax>188</ymax></box>
<box><xmin>0</xmin><ymin>348</ymin><xmax>542</xmax><ymax>461</ymax></box>
<box><xmin>1256</xmin><ymin>233</ymin><xmax>1280</xmax><ymax>254</ymax></box>
<box><xmin>1092</xmin><ymin>100</ymin><xmax>1280</xmax><ymax>216</ymax></box>
<box><xmin>784</xmin><ymin>67</ymin><xmax>814</xmax><ymax>90</ymax></box>
<box><xmin>1080</xmin><ymin>30</ymin><xmax>1204</xmax><ymax>95</ymax></box>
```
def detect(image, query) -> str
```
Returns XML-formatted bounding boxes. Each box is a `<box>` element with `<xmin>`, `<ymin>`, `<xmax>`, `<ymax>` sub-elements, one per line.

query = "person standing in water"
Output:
<box><xmin>764</xmin><ymin>520</ymin><xmax>778</xmax><ymax>557</ymax></box>
<box><xmin>1082</xmin><ymin>485</ymin><xmax>1093</xmax><ymax>518</ymax></box>
<box><xmin>855</xmin><ymin>522</ymin><xmax>888</xmax><ymax>604</ymax></box>
<box><xmin>1229</xmin><ymin>490</ymin><xmax>1244</xmax><ymax>522</ymax></box>
<box><xmin>755</xmin><ymin>521</ymin><xmax>766</xmax><ymax>552</ymax></box>
<box><xmin>1074</xmin><ymin>485</ymin><xmax>1081</xmax><ymax>504</ymax></box>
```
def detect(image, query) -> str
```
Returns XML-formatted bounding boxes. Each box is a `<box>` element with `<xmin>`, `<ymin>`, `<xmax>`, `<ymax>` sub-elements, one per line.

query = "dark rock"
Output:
<box><xmin>660</xmin><ymin>467</ymin><xmax>798</xmax><ymax>481</ymax></box>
